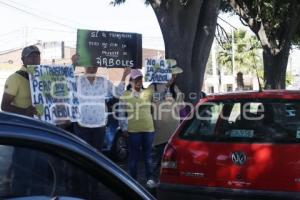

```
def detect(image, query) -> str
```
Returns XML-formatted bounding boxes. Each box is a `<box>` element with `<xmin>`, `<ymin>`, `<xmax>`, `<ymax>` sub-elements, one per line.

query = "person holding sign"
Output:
<box><xmin>151</xmin><ymin>59</ymin><xmax>184</xmax><ymax>143</ymax></box>
<box><xmin>1</xmin><ymin>45</ymin><xmax>40</xmax><ymax>116</ymax></box>
<box><xmin>1</xmin><ymin>45</ymin><xmax>51</xmax><ymax>196</ymax></box>
<box><xmin>149</xmin><ymin>59</ymin><xmax>185</xmax><ymax>174</ymax></box>
<box><xmin>74</xmin><ymin>66</ymin><xmax>131</xmax><ymax>152</ymax></box>
<box><xmin>119</xmin><ymin>69</ymin><xmax>156</xmax><ymax>189</ymax></box>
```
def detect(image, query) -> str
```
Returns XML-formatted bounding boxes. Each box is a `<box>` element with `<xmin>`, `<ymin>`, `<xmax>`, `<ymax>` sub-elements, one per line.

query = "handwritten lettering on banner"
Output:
<box><xmin>77</xmin><ymin>29</ymin><xmax>142</xmax><ymax>68</ymax></box>
<box><xmin>28</xmin><ymin>65</ymin><xmax>80</xmax><ymax>124</ymax></box>
<box><xmin>144</xmin><ymin>59</ymin><xmax>172</xmax><ymax>83</ymax></box>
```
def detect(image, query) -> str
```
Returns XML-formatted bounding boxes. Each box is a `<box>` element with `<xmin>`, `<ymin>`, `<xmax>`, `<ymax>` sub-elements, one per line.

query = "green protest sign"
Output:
<box><xmin>76</xmin><ymin>29</ymin><xmax>142</xmax><ymax>68</ymax></box>
<box><xmin>28</xmin><ymin>65</ymin><xmax>79</xmax><ymax>124</ymax></box>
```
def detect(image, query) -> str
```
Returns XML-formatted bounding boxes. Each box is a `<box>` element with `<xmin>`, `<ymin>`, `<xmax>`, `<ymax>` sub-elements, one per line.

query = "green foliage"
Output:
<box><xmin>286</xmin><ymin>71</ymin><xmax>294</xmax><ymax>86</ymax></box>
<box><xmin>220</xmin><ymin>0</ymin><xmax>233</xmax><ymax>12</ymax></box>
<box><xmin>292</xmin><ymin>25</ymin><xmax>300</xmax><ymax>47</ymax></box>
<box><xmin>217</xmin><ymin>29</ymin><xmax>262</xmax><ymax>75</ymax></box>
<box><xmin>220</xmin><ymin>0</ymin><xmax>300</xmax><ymax>46</ymax></box>
<box><xmin>110</xmin><ymin>0</ymin><xmax>149</xmax><ymax>6</ymax></box>
<box><xmin>110</xmin><ymin>0</ymin><xmax>126</xmax><ymax>5</ymax></box>
<box><xmin>205</xmin><ymin>53</ymin><xmax>213</xmax><ymax>75</ymax></box>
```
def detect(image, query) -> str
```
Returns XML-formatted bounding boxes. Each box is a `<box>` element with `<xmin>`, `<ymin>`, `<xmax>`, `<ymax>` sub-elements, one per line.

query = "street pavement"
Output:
<box><xmin>116</xmin><ymin>156</ymin><xmax>159</xmax><ymax>197</ymax></box>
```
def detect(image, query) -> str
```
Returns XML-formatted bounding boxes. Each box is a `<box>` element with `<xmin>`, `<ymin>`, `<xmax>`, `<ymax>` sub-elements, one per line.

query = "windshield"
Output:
<box><xmin>180</xmin><ymin>99</ymin><xmax>300</xmax><ymax>143</ymax></box>
<box><xmin>0</xmin><ymin>145</ymin><xmax>121</xmax><ymax>200</ymax></box>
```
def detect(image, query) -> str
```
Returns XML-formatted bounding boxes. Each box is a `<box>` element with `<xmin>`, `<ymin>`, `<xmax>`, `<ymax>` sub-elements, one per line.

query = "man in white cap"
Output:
<box><xmin>1</xmin><ymin>45</ymin><xmax>40</xmax><ymax>116</ymax></box>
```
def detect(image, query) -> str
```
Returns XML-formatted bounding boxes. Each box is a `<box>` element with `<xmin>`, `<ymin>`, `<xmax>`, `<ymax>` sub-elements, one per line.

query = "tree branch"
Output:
<box><xmin>277</xmin><ymin>2</ymin><xmax>300</xmax><ymax>50</ymax></box>
<box><xmin>239</xmin><ymin>16</ymin><xmax>249</xmax><ymax>27</ymax></box>
<box><xmin>227</xmin><ymin>0</ymin><xmax>260</xmax><ymax>33</ymax></box>
<box><xmin>215</xmin><ymin>23</ymin><xmax>231</xmax><ymax>50</ymax></box>
<box><xmin>148</xmin><ymin>0</ymin><xmax>164</xmax><ymax>9</ymax></box>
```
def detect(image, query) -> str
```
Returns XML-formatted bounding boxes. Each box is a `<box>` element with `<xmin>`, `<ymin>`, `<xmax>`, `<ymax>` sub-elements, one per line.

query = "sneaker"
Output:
<box><xmin>146</xmin><ymin>179</ymin><xmax>156</xmax><ymax>189</ymax></box>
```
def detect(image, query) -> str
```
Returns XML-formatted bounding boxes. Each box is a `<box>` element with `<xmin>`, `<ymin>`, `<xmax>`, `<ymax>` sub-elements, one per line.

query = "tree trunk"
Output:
<box><xmin>150</xmin><ymin>0</ymin><xmax>220</xmax><ymax>102</ymax></box>
<box><xmin>236</xmin><ymin>71</ymin><xmax>244</xmax><ymax>91</ymax></box>
<box><xmin>226</xmin><ymin>0</ymin><xmax>300</xmax><ymax>91</ymax></box>
<box><xmin>263</xmin><ymin>43</ymin><xmax>290</xmax><ymax>89</ymax></box>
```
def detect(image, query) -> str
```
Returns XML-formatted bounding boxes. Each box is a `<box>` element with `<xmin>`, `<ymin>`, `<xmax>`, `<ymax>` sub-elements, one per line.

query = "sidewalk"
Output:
<box><xmin>116</xmin><ymin>152</ymin><xmax>160</xmax><ymax>197</ymax></box>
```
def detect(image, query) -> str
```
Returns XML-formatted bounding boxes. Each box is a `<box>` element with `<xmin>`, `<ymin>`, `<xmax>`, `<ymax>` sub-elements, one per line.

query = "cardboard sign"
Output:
<box><xmin>144</xmin><ymin>59</ymin><xmax>172</xmax><ymax>83</ymax></box>
<box><xmin>76</xmin><ymin>29</ymin><xmax>142</xmax><ymax>68</ymax></box>
<box><xmin>28</xmin><ymin>65</ymin><xmax>79</xmax><ymax>124</ymax></box>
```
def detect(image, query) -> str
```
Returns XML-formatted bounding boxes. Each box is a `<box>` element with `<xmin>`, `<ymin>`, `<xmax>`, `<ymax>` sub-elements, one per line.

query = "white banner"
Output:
<box><xmin>28</xmin><ymin>65</ymin><xmax>79</xmax><ymax>124</ymax></box>
<box><xmin>144</xmin><ymin>59</ymin><xmax>172</xmax><ymax>84</ymax></box>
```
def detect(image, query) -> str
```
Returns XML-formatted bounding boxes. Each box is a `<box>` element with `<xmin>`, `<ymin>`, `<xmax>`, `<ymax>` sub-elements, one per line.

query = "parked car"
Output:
<box><xmin>158</xmin><ymin>90</ymin><xmax>300</xmax><ymax>200</ymax></box>
<box><xmin>0</xmin><ymin>111</ymin><xmax>155</xmax><ymax>200</ymax></box>
<box><xmin>286</xmin><ymin>103</ymin><xmax>297</xmax><ymax>117</ymax></box>
<box><xmin>103</xmin><ymin>97</ymin><xmax>128</xmax><ymax>162</ymax></box>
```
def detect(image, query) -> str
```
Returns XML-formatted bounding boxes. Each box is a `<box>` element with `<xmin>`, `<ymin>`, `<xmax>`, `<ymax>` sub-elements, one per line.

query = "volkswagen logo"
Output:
<box><xmin>231</xmin><ymin>152</ymin><xmax>247</xmax><ymax>165</ymax></box>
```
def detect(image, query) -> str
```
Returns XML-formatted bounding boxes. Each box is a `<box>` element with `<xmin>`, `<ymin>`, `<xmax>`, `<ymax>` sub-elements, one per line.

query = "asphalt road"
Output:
<box><xmin>115</xmin><ymin>153</ymin><xmax>160</xmax><ymax>197</ymax></box>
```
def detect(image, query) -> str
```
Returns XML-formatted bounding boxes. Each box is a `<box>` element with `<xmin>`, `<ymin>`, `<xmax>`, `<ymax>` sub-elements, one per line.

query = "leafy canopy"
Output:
<box><xmin>220</xmin><ymin>0</ymin><xmax>300</xmax><ymax>46</ymax></box>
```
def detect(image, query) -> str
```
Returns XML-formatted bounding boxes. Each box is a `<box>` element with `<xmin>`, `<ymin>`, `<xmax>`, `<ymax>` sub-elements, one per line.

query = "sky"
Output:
<box><xmin>0</xmin><ymin>0</ymin><xmax>245</xmax><ymax>52</ymax></box>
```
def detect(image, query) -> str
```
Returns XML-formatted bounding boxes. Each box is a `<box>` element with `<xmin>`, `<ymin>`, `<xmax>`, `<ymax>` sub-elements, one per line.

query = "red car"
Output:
<box><xmin>158</xmin><ymin>91</ymin><xmax>300</xmax><ymax>200</ymax></box>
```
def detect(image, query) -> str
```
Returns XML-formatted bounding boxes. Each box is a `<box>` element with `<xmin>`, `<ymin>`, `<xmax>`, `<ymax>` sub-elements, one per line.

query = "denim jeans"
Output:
<box><xmin>128</xmin><ymin>132</ymin><xmax>155</xmax><ymax>180</ymax></box>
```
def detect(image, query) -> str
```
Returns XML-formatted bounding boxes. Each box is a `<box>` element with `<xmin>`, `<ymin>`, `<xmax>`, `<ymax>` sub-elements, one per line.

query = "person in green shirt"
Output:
<box><xmin>1</xmin><ymin>45</ymin><xmax>39</xmax><ymax>116</ymax></box>
<box><xmin>119</xmin><ymin>69</ymin><xmax>156</xmax><ymax>188</ymax></box>
<box><xmin>1</xmin><ymin>45</ymin><xmax>50</xmax><ymax>196</ymax></box>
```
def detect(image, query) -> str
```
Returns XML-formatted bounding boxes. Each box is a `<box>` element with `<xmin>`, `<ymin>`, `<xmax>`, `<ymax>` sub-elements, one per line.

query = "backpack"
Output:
<box><xmin>15</xmin><ymin>70</ymin><xmax>29</xmax><ymax>80</ymax></box>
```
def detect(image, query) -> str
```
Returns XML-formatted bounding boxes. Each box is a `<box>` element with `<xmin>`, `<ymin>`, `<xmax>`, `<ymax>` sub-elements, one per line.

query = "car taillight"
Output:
<box><xmin>160</xmin><ymin>143</ymin><xmax>178</xmax><ymax>174</ymax></box>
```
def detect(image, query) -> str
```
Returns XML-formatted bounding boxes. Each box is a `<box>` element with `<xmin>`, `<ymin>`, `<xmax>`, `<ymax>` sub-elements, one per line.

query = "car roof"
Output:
<box><xmin>203</xmin><ymin>90</ymin><xmax>300</xmax><ymax>101</ymax></box>
<box><xmin>0</xmin><ymin>111</ymin><xmax>155</xmax><ymax>199</ymax></box>
<box><xmin>0</xmin><ymin>111</ymin><xmax>81</xmax><ymax>142</ymax></box>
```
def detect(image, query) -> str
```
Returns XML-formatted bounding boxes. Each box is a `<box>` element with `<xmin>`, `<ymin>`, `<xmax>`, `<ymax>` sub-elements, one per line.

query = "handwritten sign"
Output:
<box><xmin>76</xmin><ymin>29</ymin><xmax>142</xmax><ymax>68</ymax></box>
<box><xmin>28</xmin><ymin>65</ymin><xmax>80</xmax><ymax>124</ymax></box>
<box><xmin>144</xmin><ymin>59</ymin><xmax>172</xmax><ymax>83</ymax></box>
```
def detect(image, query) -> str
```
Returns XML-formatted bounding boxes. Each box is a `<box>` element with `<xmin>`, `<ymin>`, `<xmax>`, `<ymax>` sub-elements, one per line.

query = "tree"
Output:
<box><xmin>112</xmin><ymin>0</ymin><xmax>220</xmax><ymax>102</ymax></box>
<box><xmin>216</xmin><ymin>29</ymin><xmax>262</xmax><ymax>90</ymax></box>
<box><xmin>217</xmin><ymin>29</ymin><xmax>262</xmax><ymax>76</ymax></box>
<box><xmin>222</xmin><ymin>0</ymin><xmax>300</xmax><ymax>89</ymax></box>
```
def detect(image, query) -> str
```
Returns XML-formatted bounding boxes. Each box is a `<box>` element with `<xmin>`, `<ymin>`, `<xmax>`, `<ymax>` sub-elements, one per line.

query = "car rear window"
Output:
<box><xmin>179</xmin><ymin>99</ymin><xmax>300</xmax><ymax>143</ymax></box>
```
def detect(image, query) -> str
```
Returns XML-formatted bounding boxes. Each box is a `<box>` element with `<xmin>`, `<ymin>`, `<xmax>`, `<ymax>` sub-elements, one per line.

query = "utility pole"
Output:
<box><xmin>232</xmin><ymin>28</ymin><xmax>237</xmax><ymax>90</ymax></box>
<box><xmin>211</xmin><ymin>40</ymin><xmax>219</xmax><ymax>93</ymax></box>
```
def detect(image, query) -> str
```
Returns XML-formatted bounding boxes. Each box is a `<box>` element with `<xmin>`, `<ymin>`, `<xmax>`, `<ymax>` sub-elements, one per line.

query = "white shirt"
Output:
<box><xmin>76</xmin><ymin>74</ymin><xmax>125</xmax><ymax>128</ymax></box>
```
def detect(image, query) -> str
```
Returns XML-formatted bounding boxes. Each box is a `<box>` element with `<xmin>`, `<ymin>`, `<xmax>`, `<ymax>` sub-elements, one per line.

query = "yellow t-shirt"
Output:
<box><xmin>4</xmin><ymin>66</ymin><xmax>32</xmax><ymax>109</ymax></box>
<box><xmin>120</xmin><ymin>88</ymin><xmax>154</xmax><ymax>133</ymax></box>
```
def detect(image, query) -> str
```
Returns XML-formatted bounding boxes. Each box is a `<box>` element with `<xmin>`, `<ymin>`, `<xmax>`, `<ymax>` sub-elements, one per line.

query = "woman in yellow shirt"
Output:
<box><xmin>119</xmin><ymin>69</ymin><xmax>156</xmax><ymax>188</ymax></box>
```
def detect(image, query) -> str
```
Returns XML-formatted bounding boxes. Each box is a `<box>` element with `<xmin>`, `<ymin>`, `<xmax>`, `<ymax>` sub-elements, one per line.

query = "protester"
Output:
<box><xmin>71</xmin><ymin>54</ymin><xmax>78</xmax><ymax>69</ymax></box>
<box><xmin>1</xmin><ymin>45</ymin><xmax>39</xmax><ymax>116</ymax></box>
<box><xmin>74</xmin><ymin>66</ymin><xmax>130</xmax><ymax>152</ymax></box>
<box><xmin>179</xmin><ymin>90</ymin><xmax>206</xmax><ymax>122</ymax></box>
<box><xmin>119</xmin><ymin>69</ymin><xmax>156</xmax><ymax>188</ymax></box>
<box><xmin>55</xmin><ymin>55</ymin><xmax>79</xmax><ymax>133</ymax></box>
<box><xmin>150</xmin><ymin>59</ymin><xmax>185</xmax><ymax>173</ymax></box>
<box><xmin>1</xmin><ymin>45</ymin><xmax>52</xmax><ymax>196</ymax></box>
